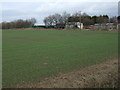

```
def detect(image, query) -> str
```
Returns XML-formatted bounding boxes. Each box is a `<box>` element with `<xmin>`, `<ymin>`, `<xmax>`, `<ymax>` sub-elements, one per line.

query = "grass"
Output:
<box><xmin>2</xmin><ymin>30</ymin><xmax>118</xmax><ymax>87</ymax></box>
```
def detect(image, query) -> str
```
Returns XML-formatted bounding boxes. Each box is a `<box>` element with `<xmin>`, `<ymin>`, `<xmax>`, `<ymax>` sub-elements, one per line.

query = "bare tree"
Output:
<box><xmin>43</xmin><ymin>17</ymin><xmax>48</xmax><ymax>26</ymax></box>
<box><xmin>30</xmin><ymin>18</ymin><xmax>37</xmax><ymax>26</ymax></box>
<box><xmin>47</xmin><ymin>15</ymin><xmax>54</xmax><ymax>26</ymax></box>
<box><xmin>43</xmin><ymin>12</ymin><xmax>70</xmax><ymax>26</ymax></box>
<box><xmin>2</xmin><ymin>18</ymin><xmax>37</xmax><ymax>29</ymax></box>
<box><xmin>61</xmin><ymin>11</ymin><xmax>70</xmax><ymax>24</ymax></box>
<box><xmin>110</xmin><ymin>16</ymin><xmax>117</xmax><ymax>23</ymax></box>
<box><xmin>72</xmin><ymin>11</ymin><xmax>82</xmax><ymax>17</ymax></box>
<box><xmin>53</xmin><ymin>13</ymin><xmax>62</xmax><ymax>25</ymax></box>
<box><xmin>43</xmin><ymin>14</ymin><xmax>61</xmax><ymax>26</ymax></box>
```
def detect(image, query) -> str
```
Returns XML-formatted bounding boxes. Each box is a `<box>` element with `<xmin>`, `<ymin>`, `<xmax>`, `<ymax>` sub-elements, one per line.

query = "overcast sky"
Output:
<box><xmin>1</xmin><ymin>0</ymin><xmax>119</xmax><ymax>25</ymax></box>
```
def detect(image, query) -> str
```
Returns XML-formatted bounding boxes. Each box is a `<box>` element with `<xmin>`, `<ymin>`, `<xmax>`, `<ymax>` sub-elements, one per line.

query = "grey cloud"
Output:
<box><xmin>2</xmin><ymin>2</ymin><xmax>118</xmax><ymax>24</ymax></box>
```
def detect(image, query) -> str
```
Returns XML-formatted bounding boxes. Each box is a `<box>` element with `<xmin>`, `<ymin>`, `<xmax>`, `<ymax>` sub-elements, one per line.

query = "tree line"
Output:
<box><xmin>1</xmin><ymin>12</ymin><xmax>119</xmax><ymax>29</ymax></box>
<box><xmin>43</xmin><ymin>11</ymin><xmax>118</xmax><ymax>26</ymax></box>
<box><xmin>1</xmin><ymin>18</ymin><xmax>36</xmax><ymax>29</ymax></box>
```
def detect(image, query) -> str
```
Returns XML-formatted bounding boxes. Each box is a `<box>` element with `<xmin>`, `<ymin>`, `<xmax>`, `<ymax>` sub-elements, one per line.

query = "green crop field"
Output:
<box><xmin>2</xmin><ymin>29</ymin><xmax>118</xmax><ymax>87</ymax></box>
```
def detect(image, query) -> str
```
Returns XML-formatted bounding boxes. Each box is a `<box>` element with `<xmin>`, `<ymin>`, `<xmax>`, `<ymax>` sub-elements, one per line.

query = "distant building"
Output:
<box><xmin>91</xmin><ymin>23</ymin><xmax>117</xmax><ymax>30</ymax></box>
<box><xmin>65</xmin><ymin>22</ymin><xmax>83</xmax><ymax>29</ymax></box>
<box><xmin>55</xmin><ymin>22</ymin><xmax>84</xmax><ymax>29</ymax></box>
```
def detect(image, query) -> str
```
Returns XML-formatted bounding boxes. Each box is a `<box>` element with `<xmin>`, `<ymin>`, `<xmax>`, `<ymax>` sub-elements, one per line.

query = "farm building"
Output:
<box><xmin>65</xmin><ymin>22</ymin><xmax>83</xmax><ymax>29</ymax></box>
<box><xmin>65</xmin><ymin>16</ymin><xmax>84</xmax><ymax>29</ymax></box>
<box><xmin>91</xmin><ymin>23</ymin><xmax>117</xmax><ymax>30</ymax></box>
<box><xmin>55</xmin><ymin>22</ymin><xmax>83</xmax><ymax>29</ymax></box>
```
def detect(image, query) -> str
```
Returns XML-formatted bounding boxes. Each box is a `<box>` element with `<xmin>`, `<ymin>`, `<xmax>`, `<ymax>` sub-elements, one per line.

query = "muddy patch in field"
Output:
<box><xmin>16</xmin><ymin>59</ymin><xmax>118</xmax><ymax>88</ymax></box>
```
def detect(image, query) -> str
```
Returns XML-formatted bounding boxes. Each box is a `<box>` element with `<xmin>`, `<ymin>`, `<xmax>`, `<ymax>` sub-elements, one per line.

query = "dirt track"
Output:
<box><xmin>17</xmin><ymin>59</ymin><xmax>118</xmax><ymax>88</ymax></box>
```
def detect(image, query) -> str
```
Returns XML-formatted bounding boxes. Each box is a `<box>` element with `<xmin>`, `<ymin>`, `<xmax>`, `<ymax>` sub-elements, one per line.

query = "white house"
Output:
<box><xmin>65</xmin><ymin>22</ymin><xmax>83</xmax><ymax>29</ymax></box>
